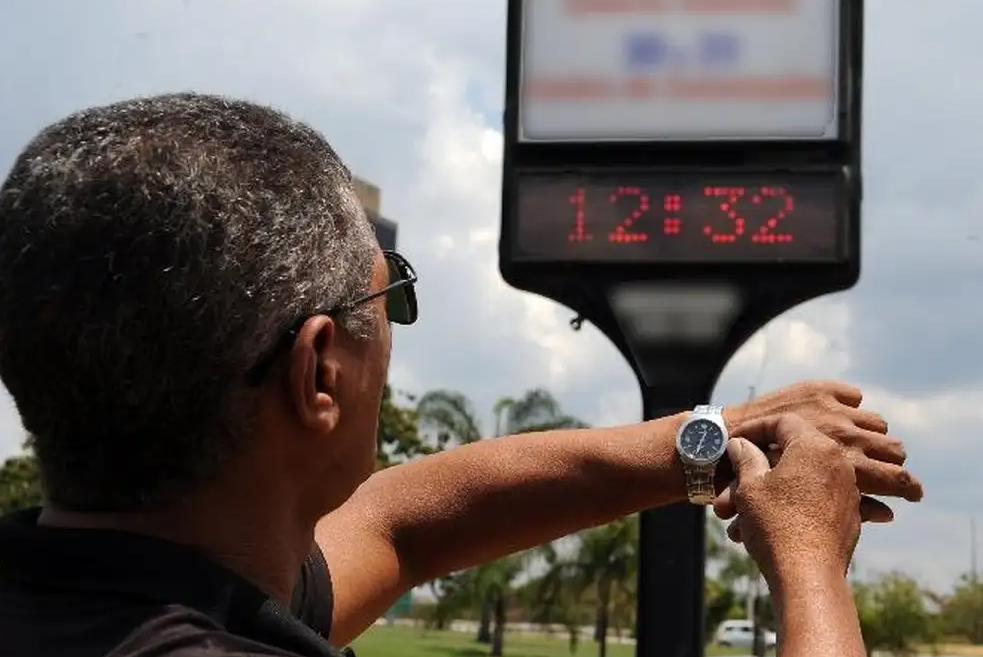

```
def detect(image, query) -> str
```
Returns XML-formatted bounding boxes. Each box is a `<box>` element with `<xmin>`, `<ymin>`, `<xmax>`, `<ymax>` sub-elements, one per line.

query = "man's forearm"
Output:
<box><xmin>773</xmin><ymin>569</ymin><xmax>866</xmax><ymax>657</ymax></box>
<box><xmin>346</xmin><ymin>413</ymin><xmax>688</xmax><ymax>585</ymax></box>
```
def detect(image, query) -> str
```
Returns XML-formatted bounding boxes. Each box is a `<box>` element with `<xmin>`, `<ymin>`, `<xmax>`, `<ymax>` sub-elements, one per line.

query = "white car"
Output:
<box><xmin>714</xmin><ymin>620</ymin><xmax>777</xmax><ymax>650</ymax></box>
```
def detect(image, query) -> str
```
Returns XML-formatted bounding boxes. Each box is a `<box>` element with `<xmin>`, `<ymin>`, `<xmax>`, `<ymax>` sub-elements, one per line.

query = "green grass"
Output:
<box><xmin>352</xmin><ymin>625</ymin><xmax>745</xmax><ymax>657</ymax></box>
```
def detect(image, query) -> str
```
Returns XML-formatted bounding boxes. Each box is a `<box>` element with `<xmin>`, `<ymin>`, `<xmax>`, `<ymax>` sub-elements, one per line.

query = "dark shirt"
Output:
<box><xmin>0</xmin><ymin>508</ymin><xmax>351</xmax><ymax>657</ymax></box>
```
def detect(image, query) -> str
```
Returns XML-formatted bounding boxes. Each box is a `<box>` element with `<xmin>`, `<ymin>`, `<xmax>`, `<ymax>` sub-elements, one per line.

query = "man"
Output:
<box><xmin>0</xmin><ymin>93</ymin><xmax>920</xmax><ymax>657</ymax></box>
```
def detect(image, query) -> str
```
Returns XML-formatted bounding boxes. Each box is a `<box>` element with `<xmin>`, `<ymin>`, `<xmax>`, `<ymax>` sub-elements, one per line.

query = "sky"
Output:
<box><xmin>0</xmin><ymin>0</ymin><xmax>980</xmax><ymax>592</ymax></box>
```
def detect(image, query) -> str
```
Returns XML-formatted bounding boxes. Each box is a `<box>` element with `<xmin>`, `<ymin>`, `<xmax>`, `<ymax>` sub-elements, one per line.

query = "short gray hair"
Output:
<box><xmin>0</xmin><ymin>92</ymin><xmax>378</xmax><ymax>511</ymax></box>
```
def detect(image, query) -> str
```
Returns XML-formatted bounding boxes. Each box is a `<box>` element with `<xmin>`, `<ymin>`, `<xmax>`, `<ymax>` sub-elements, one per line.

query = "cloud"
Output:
<box><xmin>0</xmin><ymin>0</ymin><xmax>979</xmax><ymax>592</ymax></box>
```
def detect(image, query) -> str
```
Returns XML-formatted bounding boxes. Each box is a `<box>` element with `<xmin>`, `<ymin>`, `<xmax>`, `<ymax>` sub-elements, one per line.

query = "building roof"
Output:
<box><xmin>353</xmin><ymin>176</ymin><xmax>397</xmax><ymax>250</ymax></box>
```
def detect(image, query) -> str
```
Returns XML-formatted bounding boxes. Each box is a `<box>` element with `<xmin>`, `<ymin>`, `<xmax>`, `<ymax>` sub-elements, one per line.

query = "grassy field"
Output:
<box><xmin>352</xmin><ymin>625</ymin><xmax>743</xmax><ymax>657</ymax></box>
<box><xmin>931</xmin><ymin>647</ymin><xmax>983</xmax><ymax>657</ymax></box>
<box><xmin>351</xmin><ymin>625</ymin><xmax>983</xmax><ymax>657</ymax></box>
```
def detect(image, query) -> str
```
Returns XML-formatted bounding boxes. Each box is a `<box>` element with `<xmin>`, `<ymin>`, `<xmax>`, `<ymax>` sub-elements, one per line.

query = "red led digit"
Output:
<box><xmin>567</xmin><ymin>187</ymin><xmax>592</xmax><ymax>242</ymax></box>
<box><xmin>663</xmin><ymin>193</ymin><xmax>682</xmax><ymax>235</ymax></box>
<box><xmin>608</xmin><ymin>187</ymin><xmax>650</xmax><ymax>243</ymax></box>
<box><xmin>702</xmin><ymin>186</ymin><xmax>746</xmax><ymax>243</ymax></box>
<box><xmin>750</xmin><ymin>186</ymin><xmax>794</xmax><ymax>243</ymax></box>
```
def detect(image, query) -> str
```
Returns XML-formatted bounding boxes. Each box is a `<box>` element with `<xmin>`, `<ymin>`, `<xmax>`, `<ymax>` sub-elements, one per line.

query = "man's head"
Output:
<box><xmin>0</xmin><ymin>92</ymin><xmax>397</xmax><ymax>515</ymax></box>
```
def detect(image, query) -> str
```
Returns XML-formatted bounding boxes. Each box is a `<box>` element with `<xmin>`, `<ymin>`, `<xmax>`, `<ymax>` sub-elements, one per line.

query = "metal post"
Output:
<box><xmin>636</xmin><ymin>397</ymin><xmax>708</xmax><ymax>657</ymax></box>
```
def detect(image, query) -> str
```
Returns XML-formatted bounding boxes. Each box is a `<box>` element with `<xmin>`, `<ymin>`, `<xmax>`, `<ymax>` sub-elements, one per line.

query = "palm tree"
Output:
<box><xmin>493</xmin><ymin>389</ymin><xmax>587</xmax><ymax>435</ymax></box>
<box><xmin>608</xmin><ymin>572</ymin><xmax>636</xmax><ymax>642</ymax></box>
<box><xmin>416</xmin><ymin>390</ymin><xmax>484</xmax><ymax>447</ymax></box>
<box><xmin>416</xmin><ymin>388</ymin><xmax>587</xmax><ymax>650</ymax></box>
<box><xmin>532</xmin><ymin>516</ymin><xmax>638</xmax><ymax>657</ymax></box>
<box><xmin>476</xmin><ymin>554</ymin><xmax>527</xmax><ymax>657</ymax></box>
<box><xmin>523</xmin><ymin>546</ymin><xmax>587</xmax><ymax>654</ymax></box>
<box><xmin>584</xmin><ymin>518</ymin><xmax>638</xmax><ymax>657</ymax></box>
<box><xmin>427</xmin><ymin>571</ymin><xmax>475</xmax><ymax>630</ymax></box>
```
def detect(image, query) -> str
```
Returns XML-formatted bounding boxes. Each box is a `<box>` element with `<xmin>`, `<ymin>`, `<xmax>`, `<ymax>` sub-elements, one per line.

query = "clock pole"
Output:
<box><xmin>498</xmin><ymin>2</ymin><xmax>864</xmax><ymax>657</ymax></box>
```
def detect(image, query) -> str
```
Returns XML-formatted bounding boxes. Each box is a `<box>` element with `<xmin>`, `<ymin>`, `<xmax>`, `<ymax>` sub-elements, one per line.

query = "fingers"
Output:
<box><xmin>723</xmin><ymin>410</ymin><xmax>921</xmax><ymax>517</ymax></box>
<box><xmin>846</xmin><ymin>407</ymin><xmax>889</xmax><ymax>434</ymax></box>
<box><xmin>731</xmin><ymin>413</ymin><xmax>820</xmax><ymax>452</ymax></box>
<box><xmin>834</xmin><ymin>406</ymin><xmax>905</xmax><ymax>465</ymax></box>
<box><xmin>713</xmin><ymin>487</ymin><xmax>736</xmax><ymax>520</ymax></box>
<box><xmin>718</xmin><ymin>438</ymin><xmax>770</xmax><ymax>520</ymax></box>
<box><xmin>847</xmin><ymin>427</ymin><xmax>906</xmax><ymax>465</ymax></box>
<box><xmin>737</xmin><ymin>411</ymin><xmax>909</xmax><ymax>472</ymax></box>
<box><xmin>860</xmin><ymin>495</ymin><xmax>894</xmax><ymax>523</ymax></box>
<box><xmin>727</xmin><ymin>518</ymin><xmax>743</xmax><ymax>543</ymax></box>
<box><xmin>827</xmin><ymin>381</ymin><xmax>863</xmax><ymax>408</ymax></box>
<box><xmin>714</xmin><ymin>439</ymin><xmax>772</xmax><ymax>520</ymax></box>
<box><xmin>727</xmin><ymin>438</ymin><xmax>770</xmax><ymax>481</ymax></box>
<box><xmin>849</xmin><ymin>452</ymin><xmax>924</xmax><ymax>502</ymax></box>
<box><xmin>836</xmin><ymin>398</ymin><xmax>908</xmax><ymax>468</ymax></box>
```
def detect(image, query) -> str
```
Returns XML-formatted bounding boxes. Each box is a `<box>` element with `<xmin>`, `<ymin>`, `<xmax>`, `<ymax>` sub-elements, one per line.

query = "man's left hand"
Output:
<box><xmin>716</xmin><ymin>380</ymin><xmax>923</xmax><ymax>524</ymax></box>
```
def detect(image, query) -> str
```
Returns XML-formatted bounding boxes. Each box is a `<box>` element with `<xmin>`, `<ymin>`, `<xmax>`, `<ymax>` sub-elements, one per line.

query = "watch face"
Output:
<box><xmin>678</xmin><ymin>419</ymin><xmax>726</xmax><ymax>463</ymax></box>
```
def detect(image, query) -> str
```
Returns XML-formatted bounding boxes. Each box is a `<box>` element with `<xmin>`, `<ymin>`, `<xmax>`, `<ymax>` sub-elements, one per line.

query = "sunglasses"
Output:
<box><xmin>245</xmin><ymin>250</ymin><xmax>418</xmax><ymax>386</ymax></box>
<box><xmin>344</xmin><ymin>250</ymin><xmax>418</xmax><ymax>326</ymax></box>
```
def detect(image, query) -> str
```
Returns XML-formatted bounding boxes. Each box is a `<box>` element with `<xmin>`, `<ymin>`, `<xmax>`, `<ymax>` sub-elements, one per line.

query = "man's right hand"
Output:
<box><xmin>717</xmin><ymin>414</ymin><xmax>862</xmax><ymax>586</ymax></box>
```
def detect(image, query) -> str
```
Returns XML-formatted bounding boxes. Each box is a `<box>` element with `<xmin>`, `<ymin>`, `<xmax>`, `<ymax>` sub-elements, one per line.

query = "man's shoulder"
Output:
<box><xmin>108</xmin><ymin>604</ymin><xmax>304</xmax><ymax>657</ymax></box>
<box><xmin>0</xmin><ymin>512</ymin><xmax>340</xmax><ymax>657</ymax></box>
<box><xmin>110</xmin><ymin>605</ymin><xmax>352</xmax><ymax>657</ymax></box>
<box><xmin>0</xmin><ymin>593</ymin><xmax>299</xmax><ymax>657</ymax></box>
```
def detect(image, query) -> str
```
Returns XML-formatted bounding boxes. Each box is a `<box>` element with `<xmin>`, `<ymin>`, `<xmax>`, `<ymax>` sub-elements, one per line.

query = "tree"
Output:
<box><xmin>580</xmin><ymin>517</ymin><xmax>638</xmax><ymax>657</ymax></box>
<box><xmin>416</xmin><ymin>390</ymin><xmax>483</xmax><ymax>447</ymax></box>
<box><xmin>704</xmin><ymin>577</ymin><xmax>738</xmax><ymax>646</ymax></box>
<box><xmin>522</xmin><ymin>544</ymin><xmax>588</xmax><ymax>654</ymax></box>
<box><xmin>608</xmin><ymin>573</ymin><xmax>636</xmax><ymax>641</ymax></box>
<box><xmin>376</xmin><ymin>386</ymin><xmax>428</xmax><ymax>469</ymax></box>
<box><xmin>0</xmin><ymin>437</ymin><xmax>42</xmax><ymax>515</ymax></box>
<box><xmin>854</xmin><ymin>571</ymin><xmax>933</xmax><ymax>657</ymax></box>
<box><xmin>416</xmin><ymin>388</ymin><xmax>586</xmax><ymax>650</ymax></box>
<box><xmin>492</xmin><ymin>389</ymin><xmax>587</xmax><ymax>435</ymax></box>
<box><xmin>532</xmin><ymin>516</ymin><xmax>637</xmax><ymax>657</ymax></box>
<box><xmin>478</xmin><ymin>554</ymin><xmax>527</xmax><ymax>657</ymax></box>
<box><xmin>939</xmin><ymin>573</ymin><xmax>983</xmax><ymax>643</ymax></box>
<box><xmin>427</xmin><ymin>570</ymin><xmax>479</xmax><ymax>631</ymax></box>
<box><xmin>415</xmin><ymin>388</ymin><xmax>587</xmax><ymax>449</ymax></box>
<box><xmin>434</xmin><ymin>554</ymin><xmax>530</xmax><ymax>656</ymax></box>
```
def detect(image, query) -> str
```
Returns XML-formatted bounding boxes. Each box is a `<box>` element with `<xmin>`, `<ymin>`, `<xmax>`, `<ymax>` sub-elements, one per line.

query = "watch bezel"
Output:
<box><xmin>676</xmin><ymin>414</ymin><xmax>729</xmax><ymax>466</ymax></box>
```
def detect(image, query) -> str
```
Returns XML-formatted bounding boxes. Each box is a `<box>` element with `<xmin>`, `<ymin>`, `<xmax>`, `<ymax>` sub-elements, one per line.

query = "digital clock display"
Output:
<box><xmin>512</xmin><ymin>172</ymin><xmax>846</xmax><ymax>263</ymax></box>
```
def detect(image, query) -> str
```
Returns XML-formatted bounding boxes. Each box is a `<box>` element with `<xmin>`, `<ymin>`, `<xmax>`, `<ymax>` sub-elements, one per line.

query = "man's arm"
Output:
<box><xmin>771</xmin><ymin>568</ymin><xmax>866</xmax><ymax>657</ymax></box>
<box><xmin>316</xmin><ymin>381</ymin><xmax>920</xmax><ymax>645</ymax></box>
<box><xmin>317</xmin><ymin>415</ymin><xmax>687</xmax><ymax>645</ymax></box>
<box><xmin>723</xmin><ymin>415</ymin><xmax>868</xmax><ymax>657</ymax></box>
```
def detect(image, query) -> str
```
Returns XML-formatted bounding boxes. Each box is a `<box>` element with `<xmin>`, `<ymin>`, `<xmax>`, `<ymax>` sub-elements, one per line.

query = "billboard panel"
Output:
<box><xmin>518</xmin><ymin>0</ymin><xmax>840</xmax><ymax>141</ymax></box>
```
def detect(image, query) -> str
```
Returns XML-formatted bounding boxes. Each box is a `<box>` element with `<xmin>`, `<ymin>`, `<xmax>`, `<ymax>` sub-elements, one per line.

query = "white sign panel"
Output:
<box><xmin>518</xmin><ymin>0</ymin><xmax>840</xmax><ymax>142</ymax></box>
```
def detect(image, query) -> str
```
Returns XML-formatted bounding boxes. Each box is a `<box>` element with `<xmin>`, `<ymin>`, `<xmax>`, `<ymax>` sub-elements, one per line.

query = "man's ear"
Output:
<box><xmin>287</xmin><ymin>316</ymin><xmax>342</xmax><ymax>433</ymax></box>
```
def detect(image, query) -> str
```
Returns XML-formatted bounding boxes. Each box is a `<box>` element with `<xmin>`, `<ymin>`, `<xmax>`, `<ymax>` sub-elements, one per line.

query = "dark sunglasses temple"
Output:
<box><xmin>245</xmin><ymin>251</ymin><xmax>418</xmax><ymax>384</ymax></box>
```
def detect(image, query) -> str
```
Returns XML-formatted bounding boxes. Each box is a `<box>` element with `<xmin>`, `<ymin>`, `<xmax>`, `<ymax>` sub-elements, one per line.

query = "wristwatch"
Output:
<box><xmin>676</xmin><ymin>404</ymin><xmax>729</xmax><ymax>505</ymax></box>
